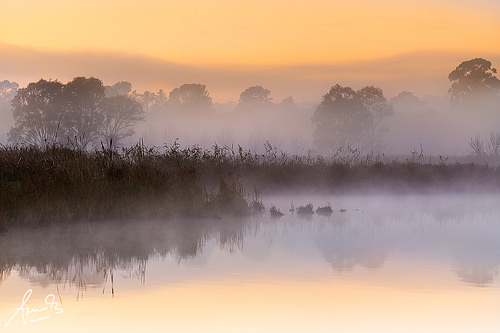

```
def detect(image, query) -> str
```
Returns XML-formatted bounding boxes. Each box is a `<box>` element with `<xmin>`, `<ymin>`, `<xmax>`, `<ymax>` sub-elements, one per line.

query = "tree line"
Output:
<box><xmin>1</xmin><ymin>58</ymin><xmax>499</xmax><ymax>153</ymax></box>
<box><xmin>4</xmin><ymin>77</ymin><xmax>144</xmax><ymax>150</ymax></box>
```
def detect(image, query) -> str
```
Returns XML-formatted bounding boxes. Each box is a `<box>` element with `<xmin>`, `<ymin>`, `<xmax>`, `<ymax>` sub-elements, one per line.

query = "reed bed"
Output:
<box><xmin>0</xmin><ymin>143</ymin><xmax>261</xmax><ymax>227</ymax></box>
<box><xmin>1</xmin><ymin>142</ymin><xmax>499</xmax><ymax>227</ymax></box>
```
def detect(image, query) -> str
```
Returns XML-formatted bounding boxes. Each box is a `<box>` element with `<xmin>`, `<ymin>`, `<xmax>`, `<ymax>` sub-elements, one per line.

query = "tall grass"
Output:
<box><xmin>0</xmin><ymin>143</ymin><xmax>261</xmax><ymax>227</ymax></box>
<box><xmin>1</xmin><ymin>142</ymin><xmax>499</xmax><ymax>227</ymax></box>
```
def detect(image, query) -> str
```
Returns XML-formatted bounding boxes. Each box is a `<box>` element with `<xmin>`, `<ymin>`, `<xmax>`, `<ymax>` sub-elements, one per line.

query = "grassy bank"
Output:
<box><xmin>1</xmin><ymin>143</ymin><xmax>499</xmax><ymax>227</ymax></box>
<box><xmin>168</xmin><ymin>142</ymin><xmax>500</xmax><ymax>193</ymax></box>
<box><xmin>0</xmin><ymin>144</ymin><xmax>262</xmax><ymax>227</ymax></box>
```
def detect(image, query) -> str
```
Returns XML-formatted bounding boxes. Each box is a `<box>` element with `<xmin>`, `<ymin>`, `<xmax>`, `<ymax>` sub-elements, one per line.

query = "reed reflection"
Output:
<box><xmin>0</xmin><ymin>217</ymin><xmax>252</xmax><ymax>294</ymax></box>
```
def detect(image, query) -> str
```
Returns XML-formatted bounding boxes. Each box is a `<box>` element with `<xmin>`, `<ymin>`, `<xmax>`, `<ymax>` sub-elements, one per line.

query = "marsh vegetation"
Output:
<box><xmin>1</xmin><ymin>142</ymin><xmax>499</xmax><ymax>228</ymax></box>
<box><xmin>1</xmin><ymin>58</ymin><xmax>499</xmax><ymax>227</ymax></box>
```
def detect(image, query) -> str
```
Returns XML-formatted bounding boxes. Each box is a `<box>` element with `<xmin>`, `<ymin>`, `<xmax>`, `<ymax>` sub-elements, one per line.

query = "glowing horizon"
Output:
<box><xmin>1</xmin><ymin>0</ymin><xmax>499</xmax><ymax>102</ymax></box>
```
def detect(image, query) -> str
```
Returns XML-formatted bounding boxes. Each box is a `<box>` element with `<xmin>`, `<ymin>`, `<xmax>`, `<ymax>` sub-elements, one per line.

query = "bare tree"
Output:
<box><xmin>486</xmin><ymin>132</ymin><xmax>500</xmax><ymax>156</ymax></box>
<box><xmin>469</xmin><ymin>135</ymin><xmax>485</xmax><ymax>156</ymax></box>
<box><xmin>99</xmin><ymin>95</ymin><xmax>144</xmax><ymax>149</ymax></box>
<box><xmin>468</xmin><ymin>132</ymin><xmax>500</xmax><ymax>156</ymax></box>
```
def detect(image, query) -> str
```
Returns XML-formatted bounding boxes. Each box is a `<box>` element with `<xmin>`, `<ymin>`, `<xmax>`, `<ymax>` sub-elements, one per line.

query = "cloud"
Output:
<box><xmin>1</xmin><ymin>43</ymin><xmax>499</xmax><ymax>102</ymax></box>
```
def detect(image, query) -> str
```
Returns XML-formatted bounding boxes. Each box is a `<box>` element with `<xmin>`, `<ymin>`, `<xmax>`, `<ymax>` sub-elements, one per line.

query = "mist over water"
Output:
<box><xmin>2</xmin><ymin>193</ymin><xmax>499</xmax><ymax>287</ymax></box>
<box><xmin>1</xmin><ymin>193</ymin><xmax>500</xmax><ymax>332</ymax></box>
<box><xmin>1</xmin><ymin>0</ymin><xmax>499</xmax><ymax>330</ymax></box>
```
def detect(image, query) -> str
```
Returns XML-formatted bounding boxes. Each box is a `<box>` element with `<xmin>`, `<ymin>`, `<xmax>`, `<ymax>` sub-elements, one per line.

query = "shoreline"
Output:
<box><xmin>1</xmin><ymin>143</ymin><xmax>499</xmax><ymax>228</ymax></box>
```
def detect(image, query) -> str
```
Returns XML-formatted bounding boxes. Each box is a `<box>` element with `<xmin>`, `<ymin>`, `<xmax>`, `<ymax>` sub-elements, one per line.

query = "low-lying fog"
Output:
<box><xmin>1</xmin><ymin>57</ymin><xmax>499</xmax><ymax>158</ymax></box>
<box><xmin>2</xmin><ymin>193</ymin><xmax>499</xmax><ymax>287</ymax></box>
<box><xmin>135</xmin><ymin>95</ymin><xmax>500</xmax><ymax>157</ymax></box>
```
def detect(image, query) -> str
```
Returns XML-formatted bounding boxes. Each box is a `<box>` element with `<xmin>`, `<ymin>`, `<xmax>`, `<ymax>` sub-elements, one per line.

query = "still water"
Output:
<box><xmin>1</xmin><ymin>193</ymin><xmax>500</xmax><ymax>332</ymax></box>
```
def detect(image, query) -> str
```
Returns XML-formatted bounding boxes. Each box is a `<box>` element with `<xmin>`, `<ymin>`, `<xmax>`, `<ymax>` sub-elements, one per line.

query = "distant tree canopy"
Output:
<box><xmin>279</xmin><ymin>96</ymin><xmax>297</xmax><ymax>111</ymax></box>
<box><xmin>0</xmin><ymin>80</ymin><xmax>19</xmax><ymax>106</ymax></box>
<box><xmin>105</xmin><ymin>81</ymin><xmax>133</xmax><ymax>97</ymax></box>
<box><xmin>8</xmin><ymin>79</ymin><xmax>64</xmax><ymax>147</ymax></box>
<box><xmin>150</xmin><ymin>88</ymin><xmax>168</xmax><ymax>113</ymax></box>
<box><xmin>60</xmin><ymin>77</ymin><xmax>106</xmax><ymax>149</ymax></box>
<box><xmin>358</xmin><ymin>86</ymin><xmax>394</xmax><ymax>151</ymax></box>
<box><xmin>8</xmin><ymin>77</ymin><xmax>144</xmax><ymax>149</ymax></box>
<box><xmin>140</xmin><ymin>90</ymin><xmax>156</xmax><ymax>112</ymax></box>
<box><xmin>0</xmin><ymin>80</ymin><xmax>19</xmax><ymax>137</ymax></box>
<box><xmin>312</xmin><ymin>84</ymin><xmax>393</xmax><ymax>152</ymax></box>
<box><xmin>449</xmin><ymin>58</ymin><xmax>500</xmax><ymax>106</ymax></box>
<box><xmin>168</xmin><ymin>83</ymin><xmax>212</xmax><ymax>113</ymax></box>
<box><xmin>237</xmin><ymin>85</ymin><xmax>272</xmax><ymax>110</ymax></box>
<box><xmin>390</xmin><ymin>91</ymin><xmax>429</xmax><ymax>113</ymax></box>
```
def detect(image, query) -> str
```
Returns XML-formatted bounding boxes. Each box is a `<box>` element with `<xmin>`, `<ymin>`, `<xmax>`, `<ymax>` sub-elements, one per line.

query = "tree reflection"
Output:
<box><xmin>314</xmin><ymin>223</ymin><xmax>389</xmax><ymax>272</ymax></box>
<box><xmin>453</xmin><ymin>266</ymin><xmax>498</xmax><ymax>286</ymax></box>
<box><xmin>0</xmin><ymin>217</ymin><xmax>252</xmax><ymax>292</ymax></box>
<box><xmin>1</xmin><ymin>198</ymin><xmax>499</xmax><ymax>290</ymax></box>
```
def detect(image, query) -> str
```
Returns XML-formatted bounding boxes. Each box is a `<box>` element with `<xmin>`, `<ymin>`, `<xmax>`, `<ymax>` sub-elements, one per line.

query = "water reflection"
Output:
<box><xmin>0</xmin><ymin>217</ymin><xmax>250</xmax><ymax>292</ymax></box>
<box><xmin>0</xmin><ymin>194</ymin><xmax>500</xmax><ymax>291</ymax></box>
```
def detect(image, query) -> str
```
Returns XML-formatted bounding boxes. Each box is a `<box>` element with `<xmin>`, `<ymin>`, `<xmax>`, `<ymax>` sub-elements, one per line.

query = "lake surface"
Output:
<box><xmin>1</xmin><ymin>193</ymin><xmax>500</xmax><ymax>332</ymax></box>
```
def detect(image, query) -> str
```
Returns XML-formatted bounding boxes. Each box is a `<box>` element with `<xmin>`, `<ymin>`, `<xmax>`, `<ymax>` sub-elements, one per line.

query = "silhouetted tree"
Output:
<box><xmin>237</xmin><ymin>85</ymin><xmax>272</xmax><ymax>111</ymax></box>
<box><xmin>449</xmin><ymin>58</ymin><xmax>500</xmax><ymax>105</ymax></box>
<box><xmin>312</xmin><ymin>84</ymin><xmax>392</xmax><ymax>151</ymax></box>
<box><xmin>279</xmin><ymin>96</ymin><xmax>298</xmax><ymax>112</ymax></box>
<box><xmin>312</xmin><ymin>85</ymin><xmax>368</xmax><ymax>150</ymax></box>
<box><xmin>150</xmin><ymin>89</ymin><xmax>168</xmax><ymax>113</ymax></box>
<box><xmin>0</xmin><ymin>80</ymin><xmax>19</xmax><ymax>138</ymax></box>
<box><xmin>99</xmin><ymin>95</ymin><xmax>144</xmax><ymax>149</ymax></box>
<box><xmin>8</xmin><ymin>78</ymin><xmax>144</xmax><ymax>150</ymax></box>
<box><xmin>60</xmin><ymin>77</ymin><xmax>105</xmax><ymax>150</ymax></box>
<box><xmin>0</xmin><ymin>80</ymin><xmax>19</xmax><ymax>106</ymax></box>
<box><xmin>8</xmin><ymin>79</ymin><xmax>64</xmax><ymax>146</ymax></box>
<box><xmin>358</xmin><ymin>86</ymin><xmax>393</xmax><ymax>151</ymax></box>
<box><xmin>390</xmin><ymin>91</ymin><xmax>429</xmax><ymax>113</ymax></box>
<box><xmin>104</xmin><ymin>81</ymin><xmax>133</xmax><ymax>97</ymax></box>
<box><xmin>140</xmin><ymin>90</ymin><xmax>156</xmax><ymax>112</ymax></box>
<box><xmin>168</xmin><ymin>83</ymin><xmax>212</xmax><ymax>113</ymax></box>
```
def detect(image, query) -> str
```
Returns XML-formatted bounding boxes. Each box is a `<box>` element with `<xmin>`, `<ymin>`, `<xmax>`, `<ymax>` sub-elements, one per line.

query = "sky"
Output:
<box><xmin>1</xmin><ymin>0</ymin><xmax>499</xmax><ymax>102</ymax></box>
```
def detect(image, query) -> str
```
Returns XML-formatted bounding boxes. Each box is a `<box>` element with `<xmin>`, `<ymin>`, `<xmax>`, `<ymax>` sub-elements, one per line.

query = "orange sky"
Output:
<box><xmin>1</xmin><ymin>0</ymin><xmax>499</xmax><ymax>101</ymax></box>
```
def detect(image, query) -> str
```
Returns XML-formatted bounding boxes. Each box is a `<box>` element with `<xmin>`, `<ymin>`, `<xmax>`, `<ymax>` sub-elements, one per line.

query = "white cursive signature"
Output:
<box><xmin>4</xmin><ymin>289</ymin><xmax>63</xmax><ymax>327</ymax></box>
